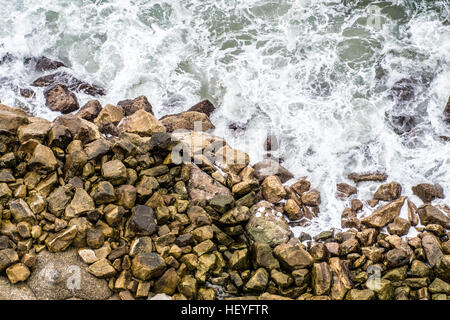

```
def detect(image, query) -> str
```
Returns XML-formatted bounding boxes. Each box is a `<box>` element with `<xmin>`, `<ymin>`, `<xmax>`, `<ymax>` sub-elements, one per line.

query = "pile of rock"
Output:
<box><xmin>0</xmin><ymin>95</ymin><xmax>449</xmax><ymax>301</ymax></box>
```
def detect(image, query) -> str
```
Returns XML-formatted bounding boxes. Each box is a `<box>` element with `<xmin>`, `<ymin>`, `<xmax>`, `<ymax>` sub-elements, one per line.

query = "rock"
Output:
<box><xmin>129</xmin><ymin>237</ymin><xmax>154</xmax><ymax>257</ymax></box>
<box><xmin>373</xmin><ymin>182</ymin><xmax>402</xmax><ymax>201</ymax></box>
<box><xmin>434</xmin><ymin>255</ymin><xmax>450</xmax><ymax>282</ymax></box>
<box><xmin>32</xmin><ymin>71</ymin><xmax>105</xmax><ymax>96</ymax></box>
<box><xmin>412</xmin><ymin>183</ymin><xmax>444</xmax><ymax>203</ymax></box>
<box><xmin>311</xmin><ymin>262</ymin><xmax>332</xmax><ymax>296</ymax></box>
<box><xmin>88</xmin><ymin>258</ymin><xmax>116</xmax><ymax>278</ymax></box>
<box><xmin>387</xmin><ymin>217</ymin><xmax>411</xmax><ymax>236</ymax></box>
<box><xmin>284</xmin><ymin>199</ymin><xmax>302</xmax><ymax>220</ymax></box>
<box><xmin>94</xmin><ymin>104</ymin><xmax>124</xmax><ymax>127</ymax></box>
<box><xmin>101</xmin><ymin>160</ymin><xmax>127</xmax><ymax>185</ymax></box>
<box><xmin>91</xmin><ymin>181</ymin><xmax>116</xmax><ymax>205</ymax></box>
<box><xmin>336</xmin><ymin>183</ymin><xmax>357</xmax><ymax>199</ymax></box>
<box><xmin>301</xmin><ymin>189</ymin><xmax>321</xmax><ymax>206</ymax></box>
<box><xmin>44</xmin><ymin>84</ymin><xmax>79</xmax><ymax>114</ymax></box>
<box><xmin>252</xmin><ymin>159</ymin><xmax>294</xmax><ymax>183</ymax></box>
<box><xmin>84</xmin><ymin>138</ymin><xmax>112</xmax><ymax>160</ymax></box>
<box><xmin>291</xmin><ymin>178</ymin><xmax>311</xmax><ymax>195</ymax></box>
<box><xmin>116</xmin><ymin>185</ymin><xmax>136</xmax><ymax>209</ymax></box>
<box><xmin>86</xmin><ymin>229</ymin><xmax>105</xmax><ymax>249</ymax></box>
<box><xmin>0</xmin><ymin>249</ymin><xmax>19</xmax><ymax>272</ymax></box>
<box><xmin>250</xmin><ymin>242</ymin><xmax>280</xmax><ymax>270</ymax></box>
<box><xmin>47</xmin><ymin>186</ymin><xmax>73</xmax><ymax>216</ymax></box>
<box><xmin>160</xmin><ymin>111</ymin><xmax>214</xmax><ymax>132</ymax></box>
<box><xmin>361</xmin><ymin>197</ymin><xmax>406</xmax><ymax>228</ymax></box>
<box><xmin>385</xmin><ymin>248</ymin><xmax>409</xmax><ymax>268</ymax></box>
<box><xmin>218</xmin><ymin>206</ymin><xmax>251</xmax><ymax>225</ymax></box>
<box><xmin>361</xmin><ymin>247</ymin><xmax>385</xmax><ymax>263</ymax></box>
<box><xmin>76</xmin><ymin>100</ymin><xmax>102</xmax><ymax>121</ymax></box>
<box><xmin>6</xmin><ymin>263</ymin><xmax>32</xmax><ymax>284</ymax></box>
<box><xmin>17</xmin><ymin>121</ymin><xmax>51</xmax><ymax>143</ymax></box>
<box><xmin>341</xmin><ymin>208</ymin><xmax>361</xmax><ymax>229</ymax></box>
<box><xmin>246</xmin><ymin>201</ymin><xmax>291</xmax><ymax>247</ymax></box>
<box><xmin>127</xmin><ymin>205</ymin><xmax>157</xmax><ymax>236</ymax></box>
<box><xmin>27</xmin><ymin>249</ymin><xmax>112</xmax><ymax>299</ymax></box>
<box><xmin>273</xmin><ymin>243</ymin><xmax>314</xmax><ymax>270</ymax></box>
<box><xmin>65</xmin><ymin>188</ymin><xmax>95</xmax><ymax>219</ymax></box>
<box><xmin>345</xmin><ymin>289</ymin><xmax>375</xmax><ymax>300</ymax></box>
<box><xmin>0</xmin><ymin>104</ymin><xmax>30</xmax><ymax>132</ymax></box>
<box><xmin>119</xmin><ymin>109</ymin><xmax>166</xmax><ymax>136</ymax></box>
<box><xmin>187</xmin><ymin>100</ymin><xmax>215</xmax><ymax>117</ymax></box>
<box><xmin>178</xmin><ymin>275</ymin><xmax>197</xmax><ymax>299</ymax></box>
<box><xmin>9</xmin><ymin>199</ymin><xmax>36</xmax><ymax>223</ymax></box>
<box><xmin>422</xmin><ymin>233</ymin><xmax>444</xmax><ymax>267</ymax></box>
<box><xmin>261</xmin><ymin>175</ymin><xmax>286</xmax><ymax>203</ymax></box>
<box><xmin>0</xmin><ymin>277</ymin><xmax>36</xmax><ymax>300</ymax></box>
<box><xmin>28</xmin><ymin>143</ymin><xmax>58</xmax><ymax>171</ymax></box>
<box><xmin>444</xmin><ymin>96</ymin><xmax>450</xmax><ymax>123</ymax></box>
<box><xmin>243</xmin><ymin>268</ymin><xmax>269</xmax><ymax>293</ymax></box>
<box><xmin>209</xmin><ymin>194</ymin><xmax>235</xmax><ymax>214</ymax></box>
<box><xmin>118</xmin><ymin>96</ymin><xmax>153</xmax><ymax>116</ymax></box>
<box><xmin>411</xmin><ymin>260</ymin><xmax>431</xmax><ymax>277</ymax></box>
<box><xmin>187</xmin><ymin>164</ymin><xmax>232</xmax><ymax>202</ymax></box>
<box><xmin>131</xmin><ymin>252</ymin><xmax>167</xmax><ymax>280</ymax></box>
<box><xmin>329</xmin><ymin>257</ymin><xmax>353</xmax><ymax>300</ymax></box>
<box><xmin>348</xmin><ymin>172</ymin><xmax>388</xmax><ymax>183</ymax></box>
<box><xmin>228</xmin><ymin>249</ymin><xmax>250</xmax><ymax>270</ymax></box>
<box><xmin>367</xmin><ymin>278</ymin><xmax>394</xmax><ymax>300</ymax></box>
<box><xmin>340</xmin><ymin>238</ymin><xmax>359</xmax><ymax>256</ymax></box>
<box><xmin>214</xmin><ymin>145</ymin><xmax>250</xmax><ymax>175</ymax></box>
<box><xmin>416</xmin><ymin>205</ymin><xmax>450</xmax><ymax>229</ymax></box>
<box><xmin>34</xmin><ymin>56</ymin><xmax>65</xmax><ymax>71</ymax></box>
<box><xmin>407</xmin><ymin>200</ymin><xmax>419</xmax><ymax>226</ymax></box>
<box><xmin>45</xmin><ymin>225</ymin><xmax>78</xmax><ymax>252</ymax></box>
<box><xmin>54</xmin><ymin>114</ymin><xmax>101</xmax><ymax>143</ymax></box>
<box><xmin>429</xmin><ymin>278</ymin><xmax>450</xmax><ymax>294</ymax></box>
<box><xmin>154</xmin><ymin>268</ymin><xmax>180</xmax><ymax>295</ymax></box>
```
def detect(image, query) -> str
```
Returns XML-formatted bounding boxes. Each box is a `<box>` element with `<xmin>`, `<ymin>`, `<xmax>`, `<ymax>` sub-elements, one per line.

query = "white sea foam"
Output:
<box><xmin>0</xmin><ymin>0</ymin><xmax>449</xmax><ymax>236</ymax></box>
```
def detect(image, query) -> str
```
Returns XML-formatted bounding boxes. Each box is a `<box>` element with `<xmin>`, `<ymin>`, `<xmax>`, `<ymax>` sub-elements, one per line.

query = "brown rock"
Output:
<box><xmin>88</xmin><ymin>258</ymin><xmax>116</xmax><ymax>278</ymax></box>
<box><xmin>53</xmin><ymin>114</ymin><xmax>101</xmax><ymax>143</ymax></box>
<box><xmin>154</xmin><ymin>268</ymin><xmax>180</xmax><ymax>295</ymax></box>
<box><xmin>361</xmin><ymin>197</ymin><xmax>406</xmax><ymax>228</ymax></box>
<box><xmin>6</xmin><ymin>263</ymin><xmax>30</xmax><ymax>284</ymax></box>
<box><xmin>0</xmin><ymin>104</ymin><xmax>30</xmax><ymax>133</ymax></box>
<box><xmin>422</xmin><ymin>233</ymin><xmax>444</xmax><ymax>267</ymax></box>
<box><xmin>187</xmin><ymin>100</ymin><xmax>215</xmax><ymax>117</ymax></box>
<box><xmin>387</xmin><ymin>217</ymin><xmax>411</xmax><ymax>236</ymax></box>
<box><xmin>76</xmin><ymin>100</ymin><xmax>102</xmax><ymax>121</ymax></box>
<box><xmin>118</xmin><ymin>96</ymin><xmax>153</xmax><ymax>116</ymax></box>
<box><xmin>301</xmin><ymin>189</ymin><xmax>321</xmax><ymax>206</ymax></box>
<box><xmin>336</xmin><ymin>183</ymin><xmax>357</xmax><ymax>199</ymax></box>
<box><xmin>273</xmin><ymin>243</ymin><xmax>314</xmax><ymax>270</ymax></box>
<box><xmin>119</xmin><ymin>109</ymin><xmax>166</xmax><ymax>136</ymax></box>
<box><xmin>101</xmin><ymin>160</ymin><xmax>127</xmax><ymax>185</ymax></box>
<box><xmin>261</xmin><ymin>175</ymin><xmax>286</xmax><ymax>203</ymax></box>
<box><xmin>416</xmin><ymin>205</ymin><xmax>450</xmax><ymax>229</ymax></box>
<box><xmin>374</xmin><ymin>182</ymin><xmax>402</xmax><ymax>201</ymax></box>
<box><xmin>407</xmin><ymin>200</ymin><xmax>419</xmax><ymax>226</ymax></box>
<box><xmin>348</xmin><ymin>172</ymin><xmax>388</xmax><ymax>183</ymax></box>
<box><xmin>329</xmin><ymin>257</ymin><xmax>352</xmax><ymax>300</ymax></box>
<box><xmin>131</xmin><ymin>253</ymin><xmax>167</xmax><ymax>280</ymax></box>
<box><xmin>17</xmin><ymin>121</ymin><xmax>51</xmax><ymax>143</ymax></box>
<box><xmin>160</xmin><ymin>111</ymin><xmax>214</xmax><ymax>132</ymax></box>
<box><xmin>45</xmin><ymin>225</ymin><xmax>78</xmax><ymax>253</ymax></box>
<box><xmin>94</xmin><ymin>104</ymin><xmax>124</xmax><ymax>127</ymax></box>
<box><xmin>412</xmin><ymin>183</ymin><xmax>444</xmax><ymax>203</ymax></box>
<box><xmin>44</xmin><ymin>84</ymin><xmax>79</xmax><ymax>114</ymax></box>
<box><xmin>34</xmin><ymin>56</ymin><xmax>65</xmax><ymax>71</ymax></box>
<box><xmin>252</xmin><ymin>159</ymin><xmax>294</xmax><ymax>184</ymax></box>
<box><xmin>187</xmin><ymin>164</ymin><xmax>231</xmax><ymax>202</ymax></box>
<box><xmin>311</xmin><ymin>262</ymin><xmax>332</xmax><ymax>296</ymax></box>
<box><xmin>291</xmin><ymin>178</ymin><xmax>311</xmax><ymax>195</ymax></box>
<box><xmin>28</xmin><ymin>143</ymin><xmax>58</xmax><ymax>171</ymax></box>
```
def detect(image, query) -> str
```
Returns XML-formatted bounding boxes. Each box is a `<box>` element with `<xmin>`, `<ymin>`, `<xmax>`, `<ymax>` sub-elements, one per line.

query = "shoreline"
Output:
<box><xmin>0</xmin><ymin>69</ymin><xmax>449</xmax><ymax>300</ymax></box>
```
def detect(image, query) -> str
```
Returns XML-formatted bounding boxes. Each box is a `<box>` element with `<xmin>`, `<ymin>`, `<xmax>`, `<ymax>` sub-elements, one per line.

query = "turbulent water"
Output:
<box><xmin>1</xmin><ymin>0</ymin><xmax>449</xmax><ymax>236</ymax></box>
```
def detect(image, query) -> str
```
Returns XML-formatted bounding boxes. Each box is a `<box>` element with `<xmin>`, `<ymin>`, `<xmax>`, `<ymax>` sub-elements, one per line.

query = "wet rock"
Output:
<box><xmin>0</xmin><ymin>249</ymin><xmax>19</xmax><ymax>272</ymax></box>
<box><xmin>33</xmin><ymin>56</ymin><xmax>65</xmax><ymax>72</ymax></box>
<box><xmin>119</xmin><ymin>109</ymin><xmax>166</xmax><ymax>136</ymax></box>
<box><xmin>17</xmin><ymin>121</ymin><xmax>51</xmax><ymax>143</ymax></box>
<box><xmin>412</xmin><ymin>183</ymin><xmax>444</xmax><ymax>203</ymax></box>
<box><xmin>118</xmin><ymin>96</ymin><xmax>153</xmax><ymax>116</ymax></box>
<box><xmin>291</xmin><ymin>178</ymin><xmax>311</xmax><ymax>195</ymax></box>
<box><xmin>27</xmin><ymin>249</ymin><xmax>112</xmax><ymax>299</ymax></box>
<box><xmin>407</xmin><ymin>200</ymin><xmax>419</xmax><ymax>226</ymax></box>
<box><xmin>44</xmin><ymin>84</ymin><xmax>79</xmax><ymax>114</ymax></box>
<box><xmin>348</xmin><ymin>172</ymin><xmax>388</xmax><ymax>183</ymax></box>
<box><xmin>54</xmin><ymin>114</ymin><xmax>101</xmax><ymax>143</ymax></box>
<box><xmin>387</xmin><ymin>217</ymin><xmax>411</xmax><ymax>236</ymax></box>
<box><xmin>243</xmin><ymin>268</ymin><xmax>269</xmax><ymax>293</ymax></box>
<box><xmin>188</xmin><ymin>164</ymin><xmax>231</xmax><ymax>202</ymax></box>
<box><xmin>422</xmin><ymin>233</ymin><xmax>444</xmax><ymax>267</ymax></box>
<box><xmin>32</xmin><ymin>71</ymin><xmax>106</xmax><ymax>96</ymax></box>
<box><xmin>209</xmin><ymin>194</ymin><xmax>235</xmax><ymax>214</ymax></box>
<box><xmin>361</xmin><ymin>197</ymin><xmax>406</xmax><ymax>228</ymax></box>
<box><xmin>228</xmin><ymin>249</ymin><xmax>250</xmax><ymax>270</ymax></box>
<box><xmin>187</xmin><ymin>100</ymin><xmax>215</xmax><ymax>117</ymax></box>
<box><xmin>301</xmin><ymin>189</ymin><xmax>321</xmax><ymax>206</ymax></box>
<box><xmin>341</xmin><ymin>208</ymin><xmax>361</xmax><ymax>229</ymax></box>
<box><xmin>250</xmin><ymin>242</ymin><xmax>280</xmax><ymax>270</ymax></box>
<box><xmin>416</xmin><ymin>205</ymin><xmax>450</xmax><ymax>229</ymax></box>
<box><xmin>246</xmin><ymin>201</ymin><xmax>291</xmax><ymax>247</ymax></box>
<box><xmin>329</xmin><ymin>257</ymin><xmax>353</xmax><ymax>300</ymax></box>
<box><xmin>284</xmin><ymin>199</ymin><xmax>302</xmax><ymax>221</ymax></box>
<box><xmin>444</xmin><ymin>96</ymin><xmax>450</xmax><ymax>124</ymax></box>
<box><xmin>336</xmin><ymin>183</ymin><xmax>357</xmax><ymax>199</ymax></box>
<box><xmin>273</xmin><ymin>243</ymin><xmax>314</xmax><ymax>270</ymax></box>
<box><xmin>374</xmin><ymin>182</ymin><xmax>402</xmax><ymax>201</ymax></box>
<box><xmin>45</xmin><ymin>225</ymin><xmax>78</xmax><ymax>252</ymax></box>
<box><xmin>76</xmin><ymin>100</ymin><xmax>102</xmax><ymax>121</ymax></box>
<box><xmin>252</xmin><ymin>159</ymin><xmax>294</xmax><ymax>184</ymax></box>
<box><xmin>261</xmin><ymin>175</ymin><xmax>286</xmax><ymax>203</ymax></box>
<box><xmin>131</xmin><ymin>252</ymin><xmax>167</xmax><ymax>280</ymax></box>
<box><xmin>160</xmin><ymin>111</ymin><xmax>214</xmax><ymax>132</ymax></box>
<box><xmin>0</xmin><ymin>104</ymin><xmax>30</xmax><ymax>133</ymax></box>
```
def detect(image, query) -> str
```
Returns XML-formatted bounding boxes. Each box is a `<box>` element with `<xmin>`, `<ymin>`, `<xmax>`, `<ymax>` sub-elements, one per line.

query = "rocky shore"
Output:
<box><xmin>0</xmin><ymin>70</ymin><xmax>449</xmax><ymax>300</ymax></box>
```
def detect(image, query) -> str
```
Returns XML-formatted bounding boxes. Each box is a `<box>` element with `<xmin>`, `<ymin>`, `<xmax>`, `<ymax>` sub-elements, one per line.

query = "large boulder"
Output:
<box><xmin>17</xmin><ymin>121</ymin><xmax>52</xmax><ymax>143</ymax></box>
<box><xmin>119</xmin><ymin>109</ymin><xmax>166</xmax><ymax>136</ymax></box>
<box><xmin>26</xmin><ymin>249</ymin><xmax>112</xmax><ymax>300</ymax></box>
<box><xmin>28</xmin><ymin>143</ymin><xmax>58</xmax><ymax>171</ymax></box>
<box><xmin>160</xmin><ymin>111</ymin><xmax>214</xmax><ymax>132</ymax></box>
<box><xmin>361</xmin><ymin>197</ymin><xmax>406</xmax><ymax>228</ymax></box>
<box><xmin>245</xmin><ymin>201</ymin><xmax>291</xmax><ymax>247</ymax></box>
<box><xmin>94</xmin><ymin>104</ymin><xmax>124</xmax><ymax>127</ymax></box>
<box><xmin>53</xmin><ymin>114</ymin><xmax>101</xmax><ymax>143</ymax></box>
<box><xmin>187</xmin><ymin>100</ymin><xmax>215</xmax><ymax>117</ymax></box>
<box><xmin>44</xmin><ymin>84</ymin><xmax>79</xmax><ymax>114</ymax></box>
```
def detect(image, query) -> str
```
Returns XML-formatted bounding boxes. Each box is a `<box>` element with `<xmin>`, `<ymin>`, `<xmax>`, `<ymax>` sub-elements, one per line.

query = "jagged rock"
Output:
<box><xmin>118</xmin><ymin>96</ymin><xmax>153</xmax><ymax>116</ymax></box>
<box><xmin>6</xmin><ymin>263</ymin><xmax>31</xmax><ymax>284</ymax></box>
<box><xmin>228</xmin><ymin>249</ymin><xmax>250</xmax><ymax>270</ymax></box>
<box><xmin>154</xmin><ymin>268</ymin><xmax>180</xmax><ymax>295</ymax></box>
<box><xmin>53</xmin><ymin>114</ymin><xmax>101</xmax><ymax>143</ymax></box>
<box><xmin>416</xmin><ymin>205</ymin><xmax>450</xmax><ymax>229</ymax></box>
<box><xmin>64</xmin><ymin>188</ymin><xmax>94</xmax><ymax>219</ymax></box>
<box><xmin>422</xmin><ymin>233</ymin><xmax>444</xmax><ymax>267</ymax></box>
<box><xmin>284</xmin><ymin>199</ymin><xmax>302</xmax><ymax>220</ymax></box>
<box><xmin>246</xmin><ymin>201</ymin><xmax>291</xmax><ymax>247</ymax></box>
<box><xmin>311</xmin><ymin>262</ymin><xmax>332</xmax><ymax>296</ymax></box>
<box><xmin>187</xmin><ymin>100</ymin><xmax>215</xmax><ymax>117</ymax></box>
<box><xmin>301</xmin><ymin>189</ymin><xmax>321</xmax><ymax>206</ymax></box>
<box><xmin>218</xmin><ymin>206</ymin><xmax>251</xmax><ymax>225</ymax></box>
<box><xmin>101</xmin><ymin>160</ymin><xmax>127</xmax><ymax>185</ymax></box>
<box><xmin>26</xmin><ymin>249</ymin><xmax>112</xmax><ymax>299</ymax></box>
<box><xmin>47</xmin><ymin>186</ymin><xmax>73</xmax><ymax>216</ymax></box>
<box><xmin>131</xmin><ymin>252</ymin><xmax>167</xmax><ymax>280</ymax></box>
<box><xmin>429</xmin><ymin>278</ymin><xmax>450</xmax><ymax>294</ymax></box>
<box><xmin>412</xmin><ymin>183</ymin><xmax>444</xmax><ymax>203</ymax></box>
<box><xmin>214</xmin><ymin>145</ymin><xmax>249</xmax><ymax>175</ymax></box>
<box><xmin>28</xmin><ymin>143</ymin><xmax>58</xmax><ymax>171</ymax></box>
<box><xmin>17</xmin><ymin>121</ymin><xmax>51</xmax><ymax>143</ymax></box>
<box><xmin>0</xmin><ymin>249</ymin><xmax>19</xmax><ymax>272</ymax></box>
<box><xmin>160</xmin><ymin>111</ymin><xmax>214</xmax><ymax>132</ymax></box>
<box><xmin>252</xmin><ymin>159</ymin><xmax>294</xmax><ymax>183</ymax></box>
<box><xmin>32</xmin><ymin>71</ymin><xmax>105</xmax><ymax>96</ymax></box>
<box><xmin>9</xmin><ymin>199</ymin><xmax>36</xmax><ymax>223</ymax></box>
<box><xmin>387</xmin><ymin>217</ymin><xmax>411</xmax><ymax>236</ymax></box>
<box><xmin>84</xmin><ymin>138</ymin><xmax>112</xmax><ymax>160</ymax></box>
<box><xmin>209</xmin><ymin>194</ymin><xmax>235</xmax><ymax>214</ymax></box>
<box><xmin>273</xmin><ymin>243</ymin><xmax>314</xmax><ymax>270</ymax></box>
<box><xmin>329</xmin><ymin>257</ymin><xmax>353</xmax><ymax>300</ymax></box>
<box><xmin>250</xmin><ymin>242</ymin><xmax>280</xmax><ymax>270</ymax></box>
<box><xmin>385</xmin><ymin>248</ymin><xmax>409</xmax><ymax>268</ymax></box>
<box><xmin>44</xmin><ymin>84</ymin><xmax>79</xmax><ymax>114</ymax></box>
<box><xmin>243</xmin><ymin>268</ymin><xmax>269</xmax><ymax>293</ymax></box>
<box><xmin>126</xmin><ymin>205</ymin><xmax>157</xmax><ymax>237</ymax></box>
<box><xmin>91</xmin><ymin>181</ymin><xmax>116</xmax><ymax>205</ymax></box>
<box><xmin>88</xmin><ymin>258</ymin><xmax>116</xmax><ymax>278</ymax></box>
<box><xmin>361</xmin><ymin>197</ymin><xmax>406</xmax><ymax>228</ymax></box>
<box><xmin>45</xmin><ymin>225</ymin><xmax>78</xmax><ymax>252</ymax></box>
<box><xmin>178</xmin><ymin>275</ymin><xmax>197</xmax><ymax>299</ymax></box>
<box><xmin>119</xmin><ymin>110</ymin><xmax>166</xmax><ymax>136</ymax></box>
<box><xmin>0</xmin><ymin>104</ymin><xmax>30</xmax><ymax>132</ymax></box>
<box><xmin>373</xmin><ymin>182</ymin><xmax>402</xmax><ymax>201</ymax></box>
<box><xmin>345</xmin><ymin>289</ymin><xmax>375</xmax><ymax>300</ymax></box>
<box><xmin>94</xmin><ymin>104</ymin><xmax>124</xmax><ymax>127</ymax></box>
<box><xmin>348</xmin><ymin>172</ymin><xmax>388</xmax><ymax>183</ymax></box>
<box><xmin>76</xmin><ymin>100</ymin><xmax>102</xmax><ymax>121</ymax></box>
<box><xmin>261</xmin><ymin>175</ymin><xmax>286</xmax><ymax>203</ymax></box>
<box><xmin>188</xmin><ymin>164</ymin><xmax>231</xmax><ymax>202</ymax></box>
<box><xmin>336</xmin><ymin>183</ymin><xmax>357</xmax><ymax>198</ymax></box>
<box><xmin>33</xmin><ymin>56</ymin><xmax>65</xmax><ymax>71</ymax></box>
<box><xmin>407</xmin><ymin>200</ymin><xmax>419</xmax><ymax>226</ymax></box>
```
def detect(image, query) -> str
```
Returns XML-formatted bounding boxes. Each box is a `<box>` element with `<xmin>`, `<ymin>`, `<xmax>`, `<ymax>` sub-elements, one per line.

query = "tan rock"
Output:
<box><xmin>45</xmin><ymin>225</ymin><xmax>78</xmax><ymax>252</ymax></box>
<box><xmin>160</xmin><ymin>111</ymin><xmax>214</xmax><ymax>132</ymax></box>
<box><xmin>6</xmin><ymin>263</ymin><xmax>30</xmax><ymax>284</ymax></box>
<box><xmin>28</xmin><ymin>144</ymin><xmax>58</xmax><ymax>171</ymax></box>
<box><xmin>0</xmin><ymin>104</ymin><xmax>29</xmax><ymax>132</ymax></box>
<box><xmin>119</xmin><ymin>109</ymin><xmax>166</xmax><ymax>136</ymax></box>
<box><xmin>361</xmin><ymin>197</ymin><xmax>406</xmax><ymax>228</ymax></box>
<box><xmin>94</xmin><ymin>104</ymin><xmax>124</xmax><ymax>126</ymax></box>
<box><xmin>261</xmin><ymin>175</ymin><xmax>286</xmax><ymax>203</ymax></box>
<box><xmin>65</xmin><ymin>188</ymin><xmax>95</xmax><ymax>219</ymax></box>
